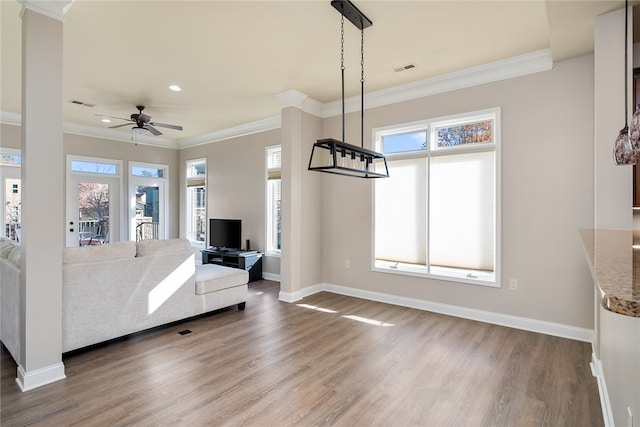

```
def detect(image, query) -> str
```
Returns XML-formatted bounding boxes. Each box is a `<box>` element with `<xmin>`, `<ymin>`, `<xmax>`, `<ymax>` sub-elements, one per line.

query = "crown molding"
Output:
<box><xmin>18</xmin><ymin>0</ymin><xmax>74</xmax><ymax>22</ymax></box>
<box><xmin>177</xmin><ymin>115</ymin><xmax>281</xmax><ymax>149</ymax></box>
<box><xmin>1</xmin><ymin>111</ymin><xmax>21</xmax><ymax>126</ymax></box>
<box><xmin>63</xmin><ymin>122</ymin><xmax>177</xmax><ymax>149</ymax></box>
<box><xmin>322</xmin><ymin>48</ymin><xmax>554</xmax><ymax>118</ymax></box>
<box><xmin>2</xmin><ymin>48</ymin><xmax>553</xmax><ymax>150</ymax></box>
<box><xmin>276</xmin><ymin>89</ymin><xmax>323</xmax><ymax>118</ymax></box>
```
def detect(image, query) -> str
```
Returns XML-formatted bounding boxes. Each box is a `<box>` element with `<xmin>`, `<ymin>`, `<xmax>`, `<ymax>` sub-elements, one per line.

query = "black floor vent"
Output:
<box><xmin>178</xmin><ymin>329</ymin><xmax>192</xmax><ymax>336</ymax></box>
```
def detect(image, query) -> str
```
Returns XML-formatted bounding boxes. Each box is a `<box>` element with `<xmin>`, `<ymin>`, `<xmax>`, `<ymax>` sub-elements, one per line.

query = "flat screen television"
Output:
<box><xmin>209</xmin><ymin>219</ymin><xmax>242</xmax><ymax>251</ymax></box>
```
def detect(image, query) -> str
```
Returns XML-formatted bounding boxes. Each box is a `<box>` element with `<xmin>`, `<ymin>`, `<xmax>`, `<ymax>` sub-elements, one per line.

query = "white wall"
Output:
<box><xmin>319</xmin><ymin>53</ymin><xmax>595</xmax><ymax>330</ymax></box>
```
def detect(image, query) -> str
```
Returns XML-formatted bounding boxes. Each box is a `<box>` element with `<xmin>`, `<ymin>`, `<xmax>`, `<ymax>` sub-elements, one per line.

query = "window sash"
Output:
<box><xmin>266</xmin><ymin>146</ymin><xmax>282</xmax><ymax>254</ymax></box>
<box><xmin>375</xmin><ymin>157</ymin><xmax>427</xmax><ymax>264</ymax></box>
<box><xmin>267</xmin><ymin>178</ymin><xmax>281</xmax><ymax>253</ymax></box>
<box><xmin>429</xmin><ymin>150</ymin><xmax>495</xmax><ymax>272</ymax></box>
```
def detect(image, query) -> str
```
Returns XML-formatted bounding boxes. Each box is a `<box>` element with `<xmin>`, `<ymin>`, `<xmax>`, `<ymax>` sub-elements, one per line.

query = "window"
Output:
<box><xmin>67</xmin><ymin>156</ymin><xmax>121</xmax><ymax>247</ymax></box>
<box><xmin>130</xmin><ymin>162</ymin><xmax>167</xmax><ymax>241</ymax></box>
<box><xmin>186</xmin><ymin>159</ymin><xmax>206</xmax><ymax>244</ymax></box>
<box><xmin>373</xmin><ymin>108</ymin><xmax>500</xmax><ymax>286</ymax></box>
<box><xmin>1</xmin><ymin>149</ymin><xmax>21</xmax><ymax>242</ymax></box>
<box><xmin>266</xmin><ymin>146</ymin><xmax>281</xmax><ymax>255</ymax></box>
<box><xmin>0</xmin><ymin>152</ymin><xmax>21</xmax><ymax>167</ymax></box>
<box><xmin>71</xmin><ymin>159</ymin><xmax>118</xmax><ymax>175</ymax></box>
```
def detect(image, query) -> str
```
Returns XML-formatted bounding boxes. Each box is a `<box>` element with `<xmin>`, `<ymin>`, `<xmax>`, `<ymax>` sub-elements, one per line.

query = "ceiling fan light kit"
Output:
<box><xmin>131</xmin><ymin>126</ymin><xmax>149</xmax><ymax>136</ymax></box>
<box><xmin>308</xmin><ymin>0</ymin><xmax>389</xmax><ymax>179</ymax></box>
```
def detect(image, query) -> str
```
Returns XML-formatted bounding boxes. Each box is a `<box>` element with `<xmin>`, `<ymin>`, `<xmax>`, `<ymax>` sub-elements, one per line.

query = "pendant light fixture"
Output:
<box><xmin>308</xmin><ymin>0</ymin><xmax>389</xmax><ymax>178</ymax></box>
<box><xmin>614</xmin><ymin>0</ymin><xmax>640</xmax><ymax>164</ymax></box>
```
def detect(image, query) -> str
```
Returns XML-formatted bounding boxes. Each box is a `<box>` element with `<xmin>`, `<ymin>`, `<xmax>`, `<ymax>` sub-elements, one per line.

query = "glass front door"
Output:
<box><xmin>67</xmin><ymin>176</ymin><xmax>119</xmax><ymax>247</ymax></box>
<box><xmin>2</xmin><ymin>170</ymin><xmax>21</xmax><ymax>242</ymax></box>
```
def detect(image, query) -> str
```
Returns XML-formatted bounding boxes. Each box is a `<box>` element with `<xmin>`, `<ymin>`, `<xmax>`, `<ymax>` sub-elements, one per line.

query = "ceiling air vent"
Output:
<box><xmin>67</xmin><ymin>99</ymin><xmax>95</xmax><ymax>107</ymax></box>
<box><xmin>394</xmin><ymin>64</ymin><xmax>415</xmax><ymax>73</ymax></box>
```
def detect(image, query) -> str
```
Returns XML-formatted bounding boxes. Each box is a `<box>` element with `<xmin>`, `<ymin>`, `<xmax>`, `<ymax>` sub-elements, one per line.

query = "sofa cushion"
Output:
<box><xmin>63</xmin><ymin>241</ymin><xmax>136</xmax><ymax>264</ymax></box>
<box><xmin>0</xmin><ymin>240</ymin><xmax>18</xmax><ymax>258</ymax></box>
<box><xmin>136</xmin><ymin>238</ymin><xmax>190</xmax><ymax>257</ymax></box>
<box><xmin>195</xmin><ymin>264</ymin><xmax>249</xmax><ymax>294</ymax></box>
<box><xmin>7</xmin><ymin>246</ymin><xmax>21</xmax><ymax>267</ymax></box>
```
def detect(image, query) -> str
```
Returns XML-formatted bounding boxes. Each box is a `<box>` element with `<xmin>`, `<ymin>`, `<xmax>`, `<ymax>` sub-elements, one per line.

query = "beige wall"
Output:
<box><xmin>320</xmin><ymin>53</ymin><xmax>595</xmax><ymax>329</ymax></box>
<box><xmin>179</xmin><ymin>129</ymin><xmax>281</xmax><ymax>276</ymax></box>
<box><xmin>1</xmin><ymin>126</ymin><xmax>181</xmax><ymax>239</ymax></box>
<box><xmin>1</xmin><ymin>124</ymin><xmax>21</xmax><ymax>149</ymax></box>
<box><xmin>1</xmin><ymin>52</ymin><xmax>597</xmax><ymax>329</ymax></box>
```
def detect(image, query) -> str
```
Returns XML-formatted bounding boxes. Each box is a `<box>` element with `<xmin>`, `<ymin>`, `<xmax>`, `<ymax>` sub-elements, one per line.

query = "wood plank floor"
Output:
<box><xmin>1</xmin><ymin>280</ymin><xmax>603</xmax><ymax>426</ymax></box>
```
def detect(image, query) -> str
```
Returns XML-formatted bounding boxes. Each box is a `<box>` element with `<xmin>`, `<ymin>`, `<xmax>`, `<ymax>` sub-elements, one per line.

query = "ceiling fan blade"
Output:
<box><xmin>109</xmin><ymin>122</ymin><xmax>134</xmax><ymax>129</ymax></box>
<box><xmin>146</xmin><ymin>125</ymin><xmax>162</xmax><ymax>136</ymax></box>
<box><xmin>95</xmin><ymin>114</ymin><xmax>133</xmax><ymax>122</ymax></box>
<box><xmin>150</xmin><ymin>122</ymin><xmax>183</xmax><ymax>131</ymax></box>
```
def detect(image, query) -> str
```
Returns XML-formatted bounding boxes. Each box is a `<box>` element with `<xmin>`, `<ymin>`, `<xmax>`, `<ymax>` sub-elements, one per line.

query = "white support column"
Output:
<box><xmin>594</xmin><ymin>7</ymin><xmax>633</xmax><ymax>229</ymax></box>
<box><xmin>276</xmin><ymin>90</ymin><xmax>323</xmax><ymax>302</ymax></box>
<box><xmin>16</xmin><ymin>0</ymin><xmax>72</xmax><ymax>391</ymax></box>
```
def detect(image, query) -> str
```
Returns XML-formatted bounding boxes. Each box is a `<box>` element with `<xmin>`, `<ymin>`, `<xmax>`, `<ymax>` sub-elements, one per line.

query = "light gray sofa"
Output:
<box><xmin>0</xmin><ymin>237</ymin><xmax>248</xmax><ymax>363</ymax></box>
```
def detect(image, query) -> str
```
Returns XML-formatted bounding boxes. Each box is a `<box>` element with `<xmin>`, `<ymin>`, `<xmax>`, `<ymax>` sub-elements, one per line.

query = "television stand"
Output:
<box><xmin>201</xmin><ymin>249</ymin><xmax>263</xmax><ymax>283</ymax></box>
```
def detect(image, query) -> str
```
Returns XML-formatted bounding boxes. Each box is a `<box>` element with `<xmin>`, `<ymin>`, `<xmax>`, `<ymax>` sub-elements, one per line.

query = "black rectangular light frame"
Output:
<box><xmin>308</xmin><ymin>138</ymin><xmax>389</xmax><ymax>178</ymax></box>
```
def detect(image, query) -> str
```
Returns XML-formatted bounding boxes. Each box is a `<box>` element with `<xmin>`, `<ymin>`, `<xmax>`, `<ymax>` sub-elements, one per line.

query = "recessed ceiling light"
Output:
<box><xmin>101</xmin><ymin>118</ymin><xmax>112</xmax><ymax>123</ymax></box>
<box><xmin>169</xmin><ymin>84</ymin><xmax>182</xmax><ymax>92</ymax></box>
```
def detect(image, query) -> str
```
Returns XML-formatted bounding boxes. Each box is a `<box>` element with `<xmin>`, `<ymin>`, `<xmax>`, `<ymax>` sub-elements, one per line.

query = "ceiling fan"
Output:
<box><xmin>106</xmin><ymin>106</ymin><xmax>183</xmax><ymax>136</ymax></box>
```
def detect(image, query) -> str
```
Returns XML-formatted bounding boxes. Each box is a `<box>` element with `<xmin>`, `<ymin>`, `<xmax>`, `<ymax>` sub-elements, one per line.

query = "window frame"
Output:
<box><xmin>129</xmin><ymin>161</ymin><xmax>168</xmax><ymax>241</ymax></box>
<box><xmin>265</xmin><ymin>145</ymin><xmax>282</xmax><ymax>257</ymax></box>
<box><xmin>66</xmin><ymin>155</ymin><xmax>123</xmax><ymax>246</ymax></box>
<box><xmin>371</xmin><ymin>107</ymin><xmax>501</xmax><ymax>287</ymax></box>
<box><xmin>185</xmin><ymin>158</ymin><xmax>207</xmax><ymax>246</ymax></box>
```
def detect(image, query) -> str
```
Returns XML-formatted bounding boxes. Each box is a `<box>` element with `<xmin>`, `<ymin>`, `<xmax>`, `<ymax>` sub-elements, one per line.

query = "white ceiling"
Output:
<box><xmin>0</xmin><ymin>0</ymin><xmax>625</xmax><ymax>148</ymax></box>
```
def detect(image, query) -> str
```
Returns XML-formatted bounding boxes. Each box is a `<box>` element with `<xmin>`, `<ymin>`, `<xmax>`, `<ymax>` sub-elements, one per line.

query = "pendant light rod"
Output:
<box><xmin>341</xmin><ymin>15</ymin><xmax>346</xmax><ymax>143</ymax></box>
<box><xmin>361</xmin><ymin>27</ymin><xmax>365</xmax><ymax>149</ymax></box>
<box><xmin>625</xmin><ymin>0</ymin><xmax>629</xmax><ymax>127</ymax></box>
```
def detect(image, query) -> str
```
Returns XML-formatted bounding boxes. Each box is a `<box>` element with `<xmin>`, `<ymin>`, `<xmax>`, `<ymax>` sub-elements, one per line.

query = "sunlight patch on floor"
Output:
<box><xmin>297</xmin><ymin>303</ymin><xmax>394</xmax><ymax>327</ymax></box>
<box><xmin>296</xmin><ymin>303</ymin><xmax>338</xmax><ymax>313</ymax></box>
<box><xmin>342</xmin><ymin>315</ymin><xmax>394</xmax><ymax>327</ymax></box>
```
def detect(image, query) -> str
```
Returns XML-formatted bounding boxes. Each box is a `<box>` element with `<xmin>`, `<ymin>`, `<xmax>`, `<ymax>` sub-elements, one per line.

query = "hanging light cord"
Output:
<box><xmin>340</xmin><ymin>15</ymin><xmax>346</xmax><ymax>143</ymax></box>
<box><xmin>625</xmin><ymin>0</ymin><xmax>629</xmax><ymax>128</ymax></box>
<box><xmin>361</xmin><ymin>27</ymin><xmax>365</xmax><ymax>149</ymax></box>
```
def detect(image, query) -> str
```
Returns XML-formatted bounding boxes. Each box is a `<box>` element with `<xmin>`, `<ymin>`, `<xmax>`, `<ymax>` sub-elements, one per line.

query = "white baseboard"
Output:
<box><xmin>16</xmin><ymin>362</ymin><xmax>66</xmax><ymax>392</ymax></box>
<box><xmin>261</xmin><ymin>272</ymin><xmax>280</xmax><ymax>282</ymax></box>
<box><xmin>590</xmin><ymin>353</ymin><xmax>614</xmax><ymax>427</ymax></box>
<box><xmin>288</xmin><ymin>282</ymin><xmax>593</xmax><ymax>343</ymax></box>
<box><xmin>279</xmin><ymin>284</ymin><xmax>323</xmax><ymax>303</ymax></box>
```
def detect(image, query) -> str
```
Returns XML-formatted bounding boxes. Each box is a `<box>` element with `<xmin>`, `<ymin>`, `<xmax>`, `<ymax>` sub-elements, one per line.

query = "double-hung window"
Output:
<box><xmin>374</xmin><ymin>108</ymin><xmax>500</xmax><ymax>286</ymax></box>
<box><xmin>266</xmin><ymin>146</ymin><xmax>282</xmax><ymax>255</ymax></box>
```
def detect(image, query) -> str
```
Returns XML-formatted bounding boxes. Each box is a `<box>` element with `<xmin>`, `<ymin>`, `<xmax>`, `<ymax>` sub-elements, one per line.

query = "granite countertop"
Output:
<box><xmin>581</xmin><ymin>229</ymin><xmax>640</xmax><ymax>318</ymax></box>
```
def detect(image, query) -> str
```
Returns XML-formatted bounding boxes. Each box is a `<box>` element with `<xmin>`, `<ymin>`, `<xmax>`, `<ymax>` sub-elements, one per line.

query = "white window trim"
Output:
<box><xmin>371</xmin><ymin>107</ymin><xmax>501</xmax><ymax>288</ymax></box>
<box><xmin>66</xmin><ymin>155</ymin><xmax>124</xmax><ymax>245</ymax></box>
<box><xmin>129</xmin><ymin>161</ymin><xmax>169</xmax><ymax>241</ymax></box>
<box><xmin>185</xmin><ymin>158</ymin><xmax>207</xmax><ymax>247</ymax></box>
<box><xmin>265</xmin><ymin>145</ymin><xmax>281</xmax><ymax>257</ymax></box>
